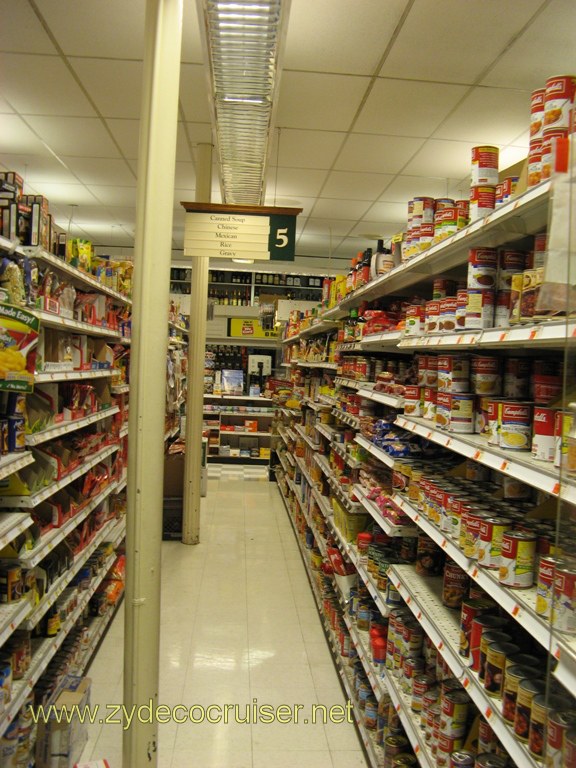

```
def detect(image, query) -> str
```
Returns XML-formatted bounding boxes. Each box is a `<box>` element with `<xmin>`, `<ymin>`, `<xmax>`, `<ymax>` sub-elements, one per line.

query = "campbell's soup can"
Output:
<box><xmin>426</xmin><ymin>355</ymin><xmax>438</xmax><ymax>387</ymax></box>
<box><xmin>474</xmin><ymin>755</ymin><xmax>509</xmax><ymax>768</ymax></box>
<box><xmin>404</xmin><ymin>385</ymin><xmax>422</xmax><ymax>417</ymax></box>
<box><xmin>455</xmin><ymin>289</ymin><xmax>468</xmax><ymax>330</ymax></box>
<box><xmin>478</xmin><ymin>516</ymin><xmax>513</xmax><ymax>569</ymax></box>
<box><xmin>531</xmin><ymin>87</ymin><xmax>546</xmax><ymax>140</ymax></box>
<box><xmin>406</xmin><ymin>303</ymin><xmax>425</xmax><ymax>336</ymax></box>
<box><xmin>441</xmin><ymin>689</ymin><xmax>470</xmax><ymax>736</ymax></box>
<box><xmin>420</xmin><ymin>222</ymin><xmax>435</xmax><ymax>249</ymax></box>
<box><xmin>544</xmin><ymin>74</ymin><xmax>576</xmax><ymax>131</ymax></box>
<box><xmin>536</xmin><ymin>556</ymin><xmax>563</xmax><ymax>619</ymax></box>
<box><xmin>411</xmin><ymin>673</ymin><xmax>435</xmax><ymax>712</ymax></box>
<box><xmin>504</xmin><ymin>357</ymin><xmax>531</xmax><ymax>399</ymax></box>
<box><xmin>437</xmin><ymin>733</ymin><xmax>464</xmax><ymax>766</ymax></box>
<box><xmin>437</xmin><ymin>355</ymin><xmax>470</xmax><ymax>393</ymax></box>
<box><xmin>434</xmin><ymin>207</ymin><xmax>459</xmax><ymax>241</ymax></box>
<box><xmin>494</xmin><ymin>290</ymin><xmax>511</xmax><ymax>329</ymax></box>
<box><xmin>438</xmin><ymin>392</ymin><xmax>475</xmax><ymax>434</ymax></box>
<box><xmin>547</xmin><ymin>709</ymin><xmax>576</xmax><ymax>768</ymax></box>
<box><xmin>499</xmin><ymin>530</ymin><xmax>537</xmax><ymax>588</ymax></box>
<box><xmin>435</xmin><ymin>198</ymin><xmax>455</xmax><ymax>210</ymax></box>
<box><xmin>468</xmin><ymin>248</ymin><xmax>498</xmax><ymax>290</ymax></box>
<box><xmin>498</xmin><ymin>249</ymin><xmax>526</xmax><ymax>290</ymax></box>
<box><xmin>442</xmin><ymin>562</ymin><xmax>469</xmax><ymax>608</ymax></box>
<box><xmin>529</xmin><ymin>694</ymin><xmax>573</xmax><ymax>759</ymax></box>
<box><xmin>417</xmin><ymin>355</ymin><xmax>428</xmax><ymax>386</ymax></box>
<box><xmin>439</xmin><ymin>296</ymin><xmax>458</xmax><ymax>333</ymax></box>
<box><xmin>552</xmin><ymin>563</ymin><xmax>576</xmax><ymax>634</ymax></box>
<box><xmin>532</xmin><ymin>406</ymin><xmax>557</xmax><ymax>462</ymax></box>
<box><xmin>471</xmin><ymin>146</ymin><xmax>499</xmax><ymax>185</ymax></box>
<box><xmin>502</xmin><ymin>175</ymin><xmax>519</xmax><ymax>203</ymax></box>
<box><xmin>528</xmin><ymin>138</ymin><xmax>543</xmax><ymax>187</ymax></box>
<box><xmin>478</xmin><ymin>629</ymin><xmax>511</xmax><ymax>682</ymax></box>
<box><xmin>456</xmin><ymin>200</ymin><xmax>470</xmax><ymax>228</ymax></box>
<box><xmin>459</xmin><ymin>599</ymin><xmax>493</xmax><ymax>660</ymax></box>
<box><xmin>464</xmin><ymin>509</ymin><xmax>493</xmax><ymax>559</ymax></box>
<box><xmin>470</xmin><ymin>185</ymin><xmax>496</xmax><ymax>221</ymax></box>
<box><xmin>566</xmin><ymin>727</ymin><xmax>576</xmax><ymax>768</ymax></box>
<box><xmin>425</xmin><ymin>298</ymin><xmax>440</xmax><ymax>333</ymax></box>
<box><xmin>478</xmin><ymin>717</ymin><xmax>498</xmax><ymax>754</ymax></box>
<box><xmin>495</xmin><ymin>181</ymin><xmax>504</xmax><ymax>207</ymax></box>
<box><xmin>498</xmin><ymin>401</ymin><xmax>532</xmax><ymax>451</ymax></box>
<box><xmin>465</xmin><ymin>289</ymin><xmax>495</xmax><ymax>329</ymax></box>
<box><xmin>502</xmin><ymin>664</ymin><xmax>533</xmax><ymax>724</ymax></box>
<box><xmin>470</xmin><ymin>355</ymin><xmax>501</xmax><ymax>396</ymax></box>
<box><xmin>423</xmin><ymin>387</ymin><xmax>437</xmax><ymax>421</ymax></box>
<box><xmin>542</xmin><ymin>128</ymin><xmax>569</xmax><ymax>180</ymax></box>
<box><xmin>433</xmin><ymin>278</ymin><xmax>457</xmax><ymax>300</ymax></box>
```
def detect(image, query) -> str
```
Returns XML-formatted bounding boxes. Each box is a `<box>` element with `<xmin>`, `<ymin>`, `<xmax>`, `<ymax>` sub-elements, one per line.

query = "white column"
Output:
<box><xmin>182</xmin><ymin>143</ymin><xmax>212</xmax><ymax>544</ymax></box>
<box><xmin>123</xmin><ymin>0</ymin><xmax>183</xmax><ymax>765</ymax></box>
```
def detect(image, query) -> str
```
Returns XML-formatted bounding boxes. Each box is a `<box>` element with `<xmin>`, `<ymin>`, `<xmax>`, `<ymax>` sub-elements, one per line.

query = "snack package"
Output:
<box><xmin>0</xmin><ymin>303</ymin><xmax>39</xmax><ymax>392</ymax></box>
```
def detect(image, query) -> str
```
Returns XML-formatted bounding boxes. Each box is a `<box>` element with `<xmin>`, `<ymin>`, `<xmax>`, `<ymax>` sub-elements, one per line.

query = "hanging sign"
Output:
<box><xmin>229</xmin><ymin>318</ymin><xmax>279</xmax><ymax>339</ymax></box>
<box><xmin>182</xmin><ymin>202</ymin><xmax>302</xmax><ymax>261</ymax></box>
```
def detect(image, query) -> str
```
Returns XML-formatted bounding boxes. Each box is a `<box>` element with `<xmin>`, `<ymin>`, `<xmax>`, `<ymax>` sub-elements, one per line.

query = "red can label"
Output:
<box><xmin>471</xmin><ymin>146</ymin><xmax>499</xmax><ymax>185</ymax></box>
<box><xmin>532</xmin><ymin>406</ymin><xmax>556</xmax><ymax>462</ymax></box>
<box><xmin>531</xmin><ymin>88</ymin><xmax>546</xmax><ymax>139</ymax></box>
<box><xmin>470</xmin><ymin>186</ymin><xmax>496</xmax><ymax>220</ymax></box>
<box><xmin>544</xmin><ymin>75</ymin><xmax>576</xmax><ymax>131</ymax></box>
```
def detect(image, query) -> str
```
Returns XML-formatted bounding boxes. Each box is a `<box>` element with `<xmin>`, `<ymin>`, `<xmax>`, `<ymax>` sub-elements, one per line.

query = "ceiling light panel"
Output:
<box><xmin>198</xmin><ymin>0</ymin><xmax>291</xmax><ymax>204</ymax></box>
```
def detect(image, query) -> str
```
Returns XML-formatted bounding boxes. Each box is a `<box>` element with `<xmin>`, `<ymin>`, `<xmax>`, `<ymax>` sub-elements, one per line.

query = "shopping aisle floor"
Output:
<box><xmin>81</xmin><ymin>469</ymin><xmax>368</xmax><ymax>768</ymax></box>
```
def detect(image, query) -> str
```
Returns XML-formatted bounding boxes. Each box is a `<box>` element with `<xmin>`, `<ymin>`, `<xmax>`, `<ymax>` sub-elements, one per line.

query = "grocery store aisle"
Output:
<box><xmin>82</xmin><ymin>470</ymin><xmax>367</xmax><ymax>768</ymax></box>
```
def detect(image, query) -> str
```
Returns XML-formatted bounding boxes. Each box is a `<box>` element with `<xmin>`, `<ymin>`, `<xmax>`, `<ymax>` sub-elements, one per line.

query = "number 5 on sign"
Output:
<box><xmin>276</xmin><ymin>228</ymin><xmax>289</xmax><ymax>248</ymax></box>
<box><xmin>269</xmin><ymin>214</ymin><xmax>298</xmax><ymax>260</ymax></box>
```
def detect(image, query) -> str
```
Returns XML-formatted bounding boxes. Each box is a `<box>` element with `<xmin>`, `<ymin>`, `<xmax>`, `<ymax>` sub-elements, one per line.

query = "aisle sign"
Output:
<box><xmin>229</xmin><ymin>318</ymin><xmax>280</xmax><ymax>339</ymax></box>
<box><xmin>182</xmin><ymin>202</ymin><xmax>302</xmax><ymax>261</ymax></box>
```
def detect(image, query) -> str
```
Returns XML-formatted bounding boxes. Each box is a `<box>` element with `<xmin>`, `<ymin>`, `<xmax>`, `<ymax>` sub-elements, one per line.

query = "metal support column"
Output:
<box><xmin>182</xmin><ymin>142</ymin><xmax>212</xmax><ymax>545</ymax></box>
<box><xmin>123</xmin><ymin>0</ymin><xmax>183</xmax><ymax>765</ymax></box>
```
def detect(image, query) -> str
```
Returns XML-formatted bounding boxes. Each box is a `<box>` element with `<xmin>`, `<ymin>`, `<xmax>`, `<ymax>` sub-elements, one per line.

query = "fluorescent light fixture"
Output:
<box><xmin>232</xmin><ymin>258</ymin><xmax>255</xmax><ymax>263</ymax></box>
<box><xmin>197</xmin><ymin>0</ymin><xmax>291</xmax><ymax>205</ymax></box>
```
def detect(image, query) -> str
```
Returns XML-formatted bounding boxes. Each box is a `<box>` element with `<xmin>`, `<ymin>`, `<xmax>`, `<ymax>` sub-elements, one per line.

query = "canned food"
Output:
<box><xmin>415</xmin><ymin>536</ymin><xmax>445</xmax><ymax>577</ymax></box>
<box><xmin>459</xmin><ymin>599</ymin><xmax>494</xmax><ymax>660</ymax></box>
<box><xmin>441</xmin><ymin>689</ymin><xmax>470</xmax><ymax>735</ymax></box>
<box><xmin>504</xmin><ymin>358</ymin><xmax>531</xmax><ymax>399</ymax></box>
<box><xmin>478</xmin><ymin>629</ymin><xmax>511</xmax><ymax>681</ymax></box>
<box><xmin>546</xmin><ymin>708</ymin><xmax>576</xmax><ymax>768</ymax></box>
<box><xmin>514</xmin><ymin>678</ymin><xmax>546</xmax><ymax>741</ymax></box>
<box><xmin>470</xmin><ymin>185</ymin><xmax>496</xmax><ymax>221</ymax></box>
<box><xmin>542</xmin><ymin>128</ymin><xmax>569</xmax><ymax>180</ymax></box>
<box><xmin>528</xmin><ymin>139</ymin><xmax>543</xmax><ymax>187</ymax></box>
<box><xmin>436</xmin><ymin>393</ymin><xmax>475</xmax><ymax>434</ymax></box>
<box><xmin>477</xmin><ymin>517</ymin><xmax>513</xmax><ymax>569</ymax></box>
<box><xmin>502</xmin><ymin>664</ymin><xmax>533</xmax><ymax>724</ymax></box>
<box><xmin>411</xmin><ymin>674</ymin><xmax>435</xmax><ymax>713</ymax></box>
<box><xmin>521</xmin><ymin>267</ymin><xmax>544</xmax><ymax>320</ymax></box>
<box><xmin>499</xmin><ymin>530</ymin><xmax>537</xmax><ymax>588</ymax></box>
<box><xmin>544</xmin><ymin>74</ymin><xmax>576</xmax><ymax>131</ymax></box>
<box><xmin>471</xmin><ymin>146</ymin><xmax>499</xmax><ymax>186</ymax></box>
<box><xmin>478</xmin><ymin>718</ymin><xmax>498</xmax><ymax>755</ymax></box>
<box><xmin>566</xmin><ymin>726</ymin><xmax>576</xmax><ymax>768</ymax></box>
<box><xmin>426</xmin><ymin>355</ymin><xmax>438</xmax><ymax>387</ymax></box>
<box><xmin>391</xmin><ymin>756</ymin><xmax>417</xmax><ymax>767</ymax></box>
<box><xmin>552</xmin><ymin>564</ymin><xmax>576</xmax><ymax>634</ymax></box>
<box><xmin>449</xmin><ymin>752</ymin><xmax>475</xmax><ymax>767</ymax></box>
<box><xmin>425</xmin><ymin>300</ymin><xmax>441</xmax><ymax>334</ymax></box>
<box><xmin>467</xmin><ymin>248</ymin><xmax>498</xmax><ymax>289</ymax></box>
<box><xmin>529</xmin><ymin>693</ymin><xmax>573</xmax><ymax>759</ymax></box>
<box><xmin>470</xmin><ymin>356</ymin><xmax>501</xmax><ymax>396</ymax></box>
<box><xmin>384</xmin><ymin>734</ymin><xmax>409</xmax><ymax>759</ymax></box>
<box><xmin>484</xmin><ymin>641</ymin><xmax>520</xmax><ymax>698</ymax></box>
<box><xmin>531</xmin><ymin>88</ymin><xmax>546</xmax><ymax>139</ymax></box>
<box><xmin>437</xmin><ymin>355</ymin><xmax>470</xmax><ymax>393</ymax></box>
<box><xmin>474</xmin><ymin>756</ymin><xmax>508</xmax><ymax>768</ymax></box>
<box><xmin>436</xmin><ymin>733</ymin><xmax>464</xmax><ymax>767</ymax></box>
<box><xmin>434</xmin><ymin>207</ymin><xmax>459</xmax><ymax>242</ymax></box>
<box><xmin>433</xmin><ymin>278</ymin><xmax>457</xmax><ymax>300</ymax></box>
<box><xmin>463</xmin><ymin>509</ymin><xmax>492</xmax><ymax>559</ymax></box>
<box><xmin>442</xmin><ymin>562</ymin><xmax>469</xmax><ymax>609</ymax></box>
<box><xmin>499</xmin><ymin>401</ymin><xmax>533</xmax><ymax>451</ymax></box>
<box><xmin>439</xmin><ymin>296</ymin><xmax>458</xmax><ymax>333</ymax></box>
<box><xmin>423</xmin><ymin>387</ymin><xmax>437</xmax><ymax>421</ymax></box>
<box><xmin>406</xmin><ymin>304</ymin><xmax>425</xmax><ymax>336</ymax></box>
<box><xmin>532</xmin><ymin>406</ymin><xmax>558</xmax><ymax>462</ymax></box>
<box><xmin>465</xmin><ymin>289</ymin><xmax>495</xmax><ymax>329</ymax></box>
<box><xmin>7</xmin><ymin>416</ymin><xmax>25</xmax><ymax>453</ymax></box>
<box><xmin>0</xmin><ymin>419</ymin><xmax>8</xmax><ymax>455</ymax></box>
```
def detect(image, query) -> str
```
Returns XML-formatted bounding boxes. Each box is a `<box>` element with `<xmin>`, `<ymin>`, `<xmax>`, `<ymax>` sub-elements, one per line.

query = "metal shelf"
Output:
<box><xmin>335</xmin><ymin>376</ymin><xmax>364</xmax><ymax>391</ymax></box>
<box><xmin>26</xmin><ymin>407</ymin><xmax>120</xmax><ymax>446</ymax></box>
<box><xmin>357</xmin><ymin>387</ymin><xmax>404</xmax><ymax>410</ymax></box>
<box><xmin>359</xmin><ymin>331</ymin><xmax>402</xmax><ymax>350</ymax></box>
<box><xmin>331</xmin><ymin>408</ymin><xmax>360</xmax><ymax>430</ymax></box>
<box><xmin>34</xmin><ymin>309</ymin><xmax>121</xmax><ymax>338</ymax></box>
<box><xmin>297</xmin><ymin>360</ymin><xmax>338</xmax><ymax>370</ymax></box>
<box><xmin>0</xmin><ymin>512</ymin><xmax>34</xmax><ymax>551</ymax></box>
<box><xmin>396</xmin><ymin>414</ymin><xmax>573</xmax><ymax>502</ymax></box>
<box><xmin>0</xmin><ymin>444</ymin><xmax>119</xmax><ymax>508</ymax></box>
<box><xmin>35</xmin><ymin>369</ymin><xmax>113</xmax><ymax>383</ymax></box>
<box><xmin>0</xmin><ymin>451</ymin><xmax>35</xmax><ymax>481</ymax></box>
<box><xmin>111</xmin><ymin>384</ymin><xmax>130</xmax><ymax>394</ymax></box>
<box><xmin>294</xmin><ymin>423</ymin><xmax>321</xmax><ymax>451</ymax></box>
<box><xmin>354</xmin><ymin>434</ymin><xmax>395</xmax><ymax>469</ymax></box>
<box><xmin>16</xmin><ymin>481</ymin><xmax>119</xmax><ymax>568</ymax></box>
<box><xmin>330</xmin><ymin>440</ymin><xmax>363</xmax><ymax>469</ymax></box>
<box><xmin>353</xmin><ymin>485</ymin><xmax>418</xmax><ymax>537</ymax></box>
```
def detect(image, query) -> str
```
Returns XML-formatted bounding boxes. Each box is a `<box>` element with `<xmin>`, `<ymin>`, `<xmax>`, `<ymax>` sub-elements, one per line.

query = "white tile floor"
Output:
<box><xmin>81</xmin><ymin>469</ymin><xmax>368</xmax><ymax>767</ymax></box>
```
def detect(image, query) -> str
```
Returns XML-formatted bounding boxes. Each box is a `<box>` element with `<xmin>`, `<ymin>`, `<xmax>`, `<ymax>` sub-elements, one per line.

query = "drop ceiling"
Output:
<box><xmin>1</xmin><ymin>0</ymin><xmax>575</xmax><ymax>273</ymax></box>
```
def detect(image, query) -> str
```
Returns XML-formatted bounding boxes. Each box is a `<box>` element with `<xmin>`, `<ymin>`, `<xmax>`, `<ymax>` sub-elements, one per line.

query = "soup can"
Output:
<box><xmin>439</xmin><ymin>296</ymin><xmax>458</xmax><ymax>333</ymax></box>
<box><xmin>502</xmin><ymin>664</ymin><xmax>533</xmax><ymax>724</ymax></box>
<box><xmin>411</xmin><ymin>674</ymin><xmax>435</xmax><ymax>713</ymax></box>
<box><xmin>503</xmin><ymin>358</ymin><xmax>531</xmax><ymax>399</ymax></box>
<box><xmin>459</xmin><ymin>599</ymin><xmax>494</xmax><ymax>660</ymax></box>
<box><xmin>529</xmin><ymin>693</ymin><xmax>573</xmax><ymax>759</ymax></box>
<box><xmin>544</xmin><ymin>74</ymin><xmax>576</xmax><ymax>131</ymax></box>
<box><xmin>465</xmin><ymin>289</ymin><xmax>495</xmax><ymax>329</ymax></box>
<box><xmin>477</xmin><ymin>516</ymin><xmax>513</xmax><ymax>569</ymax></box>
<box><xmin>474</xmin><ymin>756</ymin><xmax>508</xmax><ymax>768</ymax></box>
<box><xmin>467</xmin><ymin>247</ymin><xmax>498</xmax><ymax>289</ymax></box>
<box><xmin>470</xmin><ymin>186</ymin><xmax>496</xmax><ymax>221</ymax></box>
<box><xmin>426</xmin><ymin>300</ymin><xmax>441</xmax><ymax>334</ymax></box>
<box><xmin>437</xmin><ymin>355</ymin><xmax>470</xmax><ymax>393</ymax></box>
<box><xmin>442</xmin><ymin>562</ymin><xmax>469</xmax><ymax>609</ymax></box>
<box><xmin>532</xmin><ymin>406</ymin><xmax>557</xmax><ymax>462</ymax></box>
<box><xmin>546</xmin><ymin>708</ymin><xmax>576</xmax><ymax>768</ymax></box>
<box><xmin>498</xmin><ymin>249</ymin><xmax>527</xmax><ymax>290</ymax></box>
<box><xmin>470</xmin><ymin>355</ymin><xmax>501</xmax><ymax>396</ymax></box>
<box><xmin>531</xmin><ymin>88</ymin><xmax>546</xmax><ymax>139</ymax></box>
<box><xmin>484</xmin><ymin>641</ymin><xmax>520</xmax><ymax>698</ymax></box>
<box><xmin>498</xmin><ymin>401</ymin><xmax>532</xmax><ymax>452</ymax></box>
<box><xmin>441</xmin><ymin>689</ymin><xmax>470</xmax><ymax>735</ymax></box>
<box><xmin>478</xmin><ymin>629</ymin><xmax>511</xmax><ymax>682</ymax></box>
<box><xmin>528</xmin><ymin>139</ymin><xmax>543</xmax><ymax>187</ymax></box>
<box><xmin>436</xmin><ymin>733</ymin><xmax>464</xmax><ymax>767</ymax></box>
<box><xmin>471</xmin><ymin>146</ymin><xmax>499</xmax><ymax>186</ymax></box>
<box><xmin>565</xmin><ymin>726</ymin><xmax>576</xmax><ymax>768</ymax></box>
<box><xmin>514</xmin><ymin>678</ymin><xmax>547</xmax><ymax>741</ymax></box>
<box><xmin>463</xmin><ymin>509</ymin><xmax>492</xmax><ymax>559</ymax></box>
<box><xmin>499</xmin><ymin>530</ymin><xmax>537</xmax><ymax>588</ymax></box>
<box><xmin>450</xmin><ymin>752</ymin><xmax>475</xmax><ymax>767</ymax></box>
<box><xmin>455</xmin><ymin>288</ymin><xmax>468</xmax><ymax>330</ymax></box>
<box><xmin>552</xmin><ymin>563</ymin><xmax>576</xmax><ymax>634</ymax></box>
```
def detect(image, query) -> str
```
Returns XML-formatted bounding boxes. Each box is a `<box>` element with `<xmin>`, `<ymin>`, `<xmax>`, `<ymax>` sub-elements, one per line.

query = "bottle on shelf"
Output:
<box><xmin>373</xmin><ymin>238</ymin><xmax>395</xmax><ymax>276</ymax></box>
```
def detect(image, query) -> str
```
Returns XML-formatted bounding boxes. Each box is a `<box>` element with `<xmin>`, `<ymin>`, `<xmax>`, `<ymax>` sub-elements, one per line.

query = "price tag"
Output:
<box><xmin>417</xmin><ymin>611</ymin><xmax>422</xmax><ymax>620</ymax></box>
<box><xmin>512</xmin><ymin>605</ymin><xmax>520</xmax><ymax>617</ymax></box>
<box><xmin>457</xmin><ymin>335</ymin><xmax>463</xmax><ymax>344</ymax></box>
<box><xmin>485</xmin><ymin>706</ymin><xmax>493</xmax><ymax>720</ymax></box>
<box><xmin>415</xmin><ymin>745</ymin><xmax>421</xmax><ymax>754</ymax></box>
<box><xmin>471</xmin><ymin>567</ymin><xmax>478</xmax><ymax>579</ymax></box>
<box><xmin>426</xmin><ymin>432</ymin><xmax>432</xmax><ymax>440</ymax></box>
<box><xmin>463</xmin><ymin>676</ymin><xmax>470</xmax><ymax>689</ymax></box>
<box><xmin>446</xmin><ymin>439</ymin><xmax>452</xmax><ymax>448</ymax></box>
<box><xmin>529</xmin><ymin>329</ymin><xmax>538</xmax><ymax>340</ymax></box>
<box><xmin>441</xmin><ymin>539</ymin><xmax>447</xmax><ymax>549</ymax></box>
<box><xmin>572</xmin><ymin>326</ymin><xmax>576</xmax><ymax>338</ymax></box>
<box><xmin>406</xmin><ymin>596</ymin><xmax>412</xmax><ymax>605</ymax></box>
<box><xmin>473</xmin><ymin>450</ymin><xmax>482</xmax><ymax>461</ymax></box>
<box><xmin>554</xmin><ymin>646</ymin><xmax>561</xmax><ymax>660</ymax></box>
<box><xmin>438</xmin><ymin>641</ymin><xmax>444</xmax><ymax>650</ymax></box>
<box><xmin>500</xmin><ymin>461</ymin><xmax>509</xmax><ymax>471</ymax></box>
<box><xmin>396</xmin><ymin>703</ymin><xmax>401</xmax><ymax>712</ymax></box>
<box><xmin>552</xmin><ymin>482</ymin><xmax>560</xmax><ymax>495</ymax></box>
<box><xmin>499</xmin><ymin>332</ymin><xmax>508</xmax><ymax>342</ymax></box>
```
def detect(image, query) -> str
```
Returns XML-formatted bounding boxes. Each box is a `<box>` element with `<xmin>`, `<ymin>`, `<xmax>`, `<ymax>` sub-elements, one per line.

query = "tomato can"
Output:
<box><xmin>439</xmin><ymin>296</ymin><xmax>458</xmax><ymax>333</ymax></box>
<box><xmin>453</xmin><ymin>288</ymin><xmax>467</xmax><ymax>330</ymax></box>
<box><xmin>529</xmin><ymin>693</ymin><xmax>573</xmax><ymax>759</ymax></box>
<box><xmin>502</xmin><ymin>664</ymin><xmax>533</xmax><ymax>724</ymax></box>
<box><xmin>498</xmin><ymin>249</ymin><xmax>527</xmax><ymax>290</ymax></box>
<box><xmin>499</xmin><ymin>530</ymin><xmax>537</xmax><ymax>589</ymax></box>
<box><xmin>425</xmin><ymin>300</ymin><xmax>441</xmax><ymax>334</ymax></box>
<box><xmin>532</xmin><ymin>406</ymin><xmax>557</xmax><ymax>462</ymax></box>
<box><xmin>494</xmin><ymin>292</ymin><xmax>511</xmax><ymax>329</ymax></box>
<box><xmin>465</xmin><ymin>289</ymin><xmax>495</xmax><ymax>329</ymax></box>
<box><xmin>542</xmin><ymin>128</ymin><xmax>569</xmax><ymax>180</ymax></box>
<box><xmin>498</xmin><ymin>401</ymin><xmax>533</xmax><ymax>452</ymax></box>
<box><xmin>531</xmin><ymin>87</ymin><xmax>546</xmax><ymax>139</ymax></box>
<box><xmin>484</xmin><ymin>641</ymin><xmax>519</xmax><ymax>698</ymax></box>
<box><xmin>467</xmin><ymin>247</ymin><xmax>498</xmax><ymax>289</ymax></box>
<box><xmin>442</xmin><ymin>562</ymin><xmax>469</xmax><ymax>609</ymax></box>
<box><xmin>546</xmin><ymin>708</ymin><xmax>576</xmax><ymax>768</ymax></box>
<box><xmin>437</xmin><ymin>392</ymin><xmax>475</xmax><ymax>434</ymax></box>
<box><xmin>478</xmin><ymin>516</ymin><xmax>513</xmax><ymax>569</ymax></box>
<box><xmin>528</xmin><ymin>138</ymin><xmax>543</xmax><ymax>187</ymax></box>
<box><xmin>544</xmin><ymin>75</ymin><xmax>576</xmax><ymax>131</ymax></box>
<box><xmin>470</xmin><ymin>185</ymin><xmax>496</xmax><ymax>221</ymax></box>
<box><xmin>471</xmin><ymin>146</ymin><xmax>499</xmax><ymax>186</ymax></box>
<box><xmin>552</xmin><ymin>563</ymin><xmax>576</xmax><ymax>634</ymax></box>
<box><xmin>515</xmin><ymin>679</ymin><xmax>547</xmax><ymax>742</ymax></box>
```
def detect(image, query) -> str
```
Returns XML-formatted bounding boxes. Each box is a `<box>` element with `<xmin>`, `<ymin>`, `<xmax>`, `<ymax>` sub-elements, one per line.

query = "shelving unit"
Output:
<box><xmin>203</xmin><ymin>394</ymin><xmax>275</xmax><ymax>464</ymax></box>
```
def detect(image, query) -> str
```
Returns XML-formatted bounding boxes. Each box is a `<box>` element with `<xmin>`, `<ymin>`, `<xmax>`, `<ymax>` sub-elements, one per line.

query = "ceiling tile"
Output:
<box><xmin>335</xmin><ymin>134</ymin><xmax>425</xmax><ymax>174</ymax></box>
<box><xmin>70</xmin><ymin>58</ymin><xmax>143</xmax><ymax>119</ymax></box>
<box><xmin>0</xmin><ymin>115</ymin><xmax>51</xmax><ymax>155</ymax></box>
<box><xmin>433</xmin><ymin>85</ymin><xmax>531</xmax><ymax>144</ymax></box>
<box><xmin>402</xmin><ymin>138</ymin><xmax>489</xmax><ymax>180</ymax></box>
<box><xmin>270</xmin><ymin>129</ymin><xmax>345</xmax><ymax>171</ymax></box>
<box><xmin>84</xmin><ymin>186</ymin><xmax>137</xmax><ymax>208</ymax></box>
<box><xmin>360</xmin><ymin>200</ymin><xmax>408</xmax><ymax>227</ymax></box>
<box><xmin>301</xmin><ymin>218</ymin><xmax>357</xmax><ymax>237</ymax></box>
<box><xmin>181</xmin><ymin>3</ymin><xmax>204</xmax><ymax>64</ymax></box>
<box><xmin>356</xmin><ymin>79</ymin><xmax>469</xmax><ymax>137</ymax></box>
<box><xmin>263</xmin><ymin>196</ymin><xmax>316</xmax><ymax>218</ymax></box>
<box><xmin>0</xmin><ymin>53</ymin><xmax>95</xmax><ymax>116</ymax></box>
<box><xmin>482</xmin><ymin>0</ymin><xmax>576</xmax><ymax>90</ymax></box>
<box><xmin>174</xmin><ymin>163</ymin><xmax>196</xmax><ymax>192</ymax></box>
<box><xmin>269</xmin><ymin>168</ymin><xmax>328</xmax><ymax>199</ymax></box>
<box><xmin>36</xmin><ymin>0</ymin><xmax>145</xmax><ymax>59</ymax></box>
<box><xmin>0</xmin><ymin>1</ymin><xmax>55</xmax><ymax>54</ymax></box>
<box><xmin>276</xmin><ymin>72</ymin><xmax>370</xmax><ymax>132</ymax></box>
<box><xmin>179</xmin><ymin>64</ymin><xmax>212</xmax><ymax>124</ymax></box>
<box><xmin>25</xmin><ymin>182</ymin><xmax>101</xmax><ymax>206</ymax></box>
<box><xmin>64</xmin><ymin>158</ymin><xmax>135</xmax><ymax>187</ymax></box>
<box><xmin>285</xmin><ymin>0</ymin><xmax>408</xmax><ymax>75</ymax></box>
<box><xmin>25</xmin><ymin>116</ymin><xmax>121</xmax><ymax>158</ymax></box>
<box><xmin>0</xmin><ymin>97</ymin><xmax>14</xmax><ymax>114</ymax></box>
<box><xmin>381</xmin><ymin>175</ymin><xmax>462</xmax><ymax>203</ymax></box>
<box><xmin>105</xmin><ymin>119</ymin><xmax>140</xmax><ymax>160</ymax></box>
<box><xmin>321</xmin><ymin>171</ymin><xmax>394</xmax><ymax>201</ymax></box>
<box><xmin>380</xmin><ymin>0</ymin><xmax>545</xmax><ymax>84</ymax></box>
<box><xmin>1</xmin><ymin>154</ymin><xmax>77</xmax><ymax>186</ymax></box>
<box><xmin>310</xmin><ymin>198</ymin><xmax>372</xmax><ymax>220</ymax></box>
